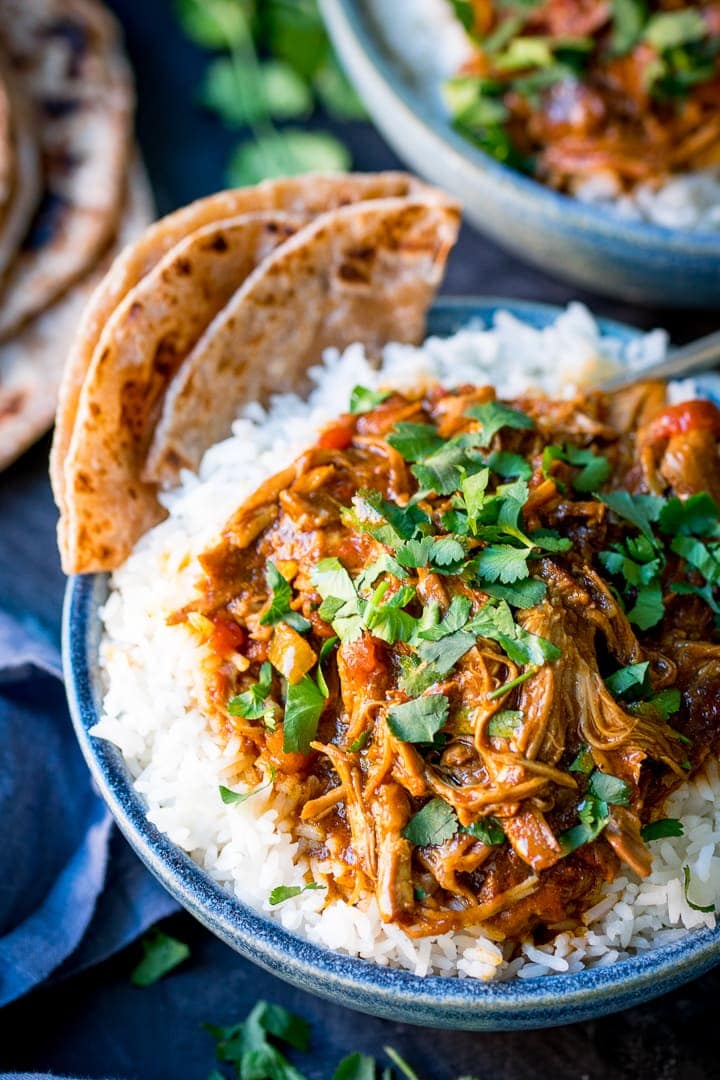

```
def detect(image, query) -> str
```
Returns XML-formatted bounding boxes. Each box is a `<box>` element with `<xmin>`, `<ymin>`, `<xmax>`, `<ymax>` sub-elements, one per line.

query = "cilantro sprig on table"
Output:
<box><xmin>174</xmin><ymin>0</ymin><xmax>364</xmax><ymax>185</ymax></box>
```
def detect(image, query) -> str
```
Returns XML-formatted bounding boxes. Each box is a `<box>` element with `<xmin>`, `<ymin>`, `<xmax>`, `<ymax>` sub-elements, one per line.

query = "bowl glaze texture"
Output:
<box><xmin>64</xmin><ymin>299</ymin><xmax>720</xmax><ymax>1030</ymax></box>
<box><xmin>319</xmin><ymin>0</ymin><xmax>720</xmax><ymax>309</ymax></box>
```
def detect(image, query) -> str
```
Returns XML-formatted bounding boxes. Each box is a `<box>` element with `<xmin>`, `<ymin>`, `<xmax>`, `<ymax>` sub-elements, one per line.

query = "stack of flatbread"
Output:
<box><xmin>0</xmin><ymin>0</ymin><xmax>152</xmax><ymax>472</ymax></box>
<box><xmin>52</xmin><ymin>172</ymin><xmax>461</xmax><ymax>574</ymax></box>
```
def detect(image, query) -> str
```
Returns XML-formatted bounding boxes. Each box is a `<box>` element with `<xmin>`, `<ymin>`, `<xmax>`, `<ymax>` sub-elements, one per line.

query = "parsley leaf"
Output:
<box><xmin>261</xmin><ymin>561</ymin><xmax>311</xmax><ymax>633</ymax></box>
<box><xmin>402</xmin><ymin>798</ymin><xmax>458</xmax><ymax>846</ymax></box>
<box><xmin>641</xmin><ymin>818</ymin><xmax>684</xmax><ymax>841</ymax></box>
<box><xmin>269</xmin><ymin>882</ymin><xmax>325</xmax><ymax>906</ymax></box>
<box><xmin>283</xmin><ymin>674</ymin><xmax>325</xmax><ymax>753</ymax></box>
<box><xmin>349</xmin><ymin>385</ymin><xmax>391</xmax><ymax>414</ymax></box>
<box><xmin>387</xmin><ymin>694</ymin><xmax>449</xmax><ymax>743</ymax></box>
<box><xmin>227</xmin><ymin>662</ymin><xmax>274</xmax><ymax>721</ymax></box>
<box><xmin>131</xmin><ymin>930</ymin><xmax>190</xmax><ymax>987</ymax></box>
<box><xmin>466</xmin><ymin>400</ymin><xmax>534</xmax><ymax>447</ymax></box>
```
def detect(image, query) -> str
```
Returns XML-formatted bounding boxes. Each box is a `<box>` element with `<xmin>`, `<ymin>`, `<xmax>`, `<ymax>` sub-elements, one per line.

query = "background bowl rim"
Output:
<box><xmin>320</xmin><ymin>0</ymin><xmax>720</xmax><ymax>253</ymax></box>
<box><xmin>63</xmin><ymin>296</ymin><xmax>720</xmax><ymax>1029</ymax></box>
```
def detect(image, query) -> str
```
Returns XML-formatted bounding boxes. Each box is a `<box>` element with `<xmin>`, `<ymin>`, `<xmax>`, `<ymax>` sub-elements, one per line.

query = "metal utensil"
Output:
<box><xmin>601</xmin><ymin>328</ymin><xmax>720</xmax><ymax>389</ymax></box>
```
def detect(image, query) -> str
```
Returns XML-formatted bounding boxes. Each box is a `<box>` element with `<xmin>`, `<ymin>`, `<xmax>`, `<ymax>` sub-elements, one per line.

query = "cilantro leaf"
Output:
<box><xmin>269</xmin><ymin>882</ymin><xmax>324</xmax><ymax>906</ymax></box>
<box><xmin>644</xmin><ymin>10</ymin><xmax>707</xmax><ymax>51</ymax></box>
<box><xmin>131</xmin><ymin>930</ymin><xmax>190</xmax><ymax>987</ymax></box>
<box><xmin>486</xmin><ymin>450</ymin><xmax>532</xmax><ymax>480</ymax></box>
<box><xmin>558</xmin><ymin>795</ymin><xmax>610</xmax><ymax>855</ymax></box>
<box><xmin>202</xmin><ymin>56</ymin><xmax>313</xmax><ymax>126</ymax></box>
<box><xmin>219</xmin><ymin>766</ymin><xmax>275</xmax><ymax>805</ymax></box>
<box><xmin>605</xmin><ymin>661</ymin><xmax>651</xmax><ymax>701</ymax></box>
<box><xmin>312</xmin><ymin>558</ymin><xmax>364</xmax><ymax>643</ymax></box>
<box><xmin>598</xmin><ymin>491</ymin><xmax>664</xmax><ymax>545</ymax></box>
<box><xmin>228</xmin><ymin>662</ymin><xmax>274</xmax><ymax>720</ymax></box>
<box><xmin>417</xmin><ymin>629</ymin><xmax>476</xmax><ymax>675</ymax></box>
<box><xmin>387</xmin><ymin>694</ymin><xmax>449</xmax><ymax>743</ymax></box>
<box><xmin>610</xmin><ymin>0</ymin><xmax>647</xmax><ymax>55</ymax></box>
<box><xmin>411</xmin><ymin>440</ymin><xmax>474</xmax><ymax>495</ymax></box>
<box><xmin>175</xmin><ymin>0</ymin><xmax>249</xmax><ymax>49</ymax></box>
<box><xmin>349</xmin><ymin>489</ymin><xmax>431</xmax><ymax>543</ymax></box>
<box><xmin>683</xmin><ymin>865</ymin><xmax>715</xmax><ymax>913</ymax></box>
<box><xmin>588</xmin><ymin>770</ymin><xmax>631</xmax><ymax>807</ymax></box>
<box><xmin>543</xmin><ymin>443</ymin><xmax>611</xmax><ymax>493</ymax></box>
<box><xmin>487</xmin><ymin>709</ymin><xmax>523</xmax><ymax>738</ymax></box>
<box><xmin>386</xmin><ymin>421</ymin><xmax>443</xmax><ymax>461</ymax></box>
<box><xmin>671</xmin><ymin>535</ymin><xmax>720</xmax><ymax>583</ymax></box>
<box><xmin>227</xmin><ymin>129</ymin><xmax>351</xmax><ymax>187</ymax></box>
<box><xmin>261</xmin><ymin>561</ymin><xmax>311</xmax><ymax>632</ymax></box>
<box><xmin>626</xmin><ymin>581</ymin><xmax>665</xmax><ymax>630</ymax></box>
<box><xmin>474</xmin><ymin>544</ymin><xmax>531</xmax><ymax>584</ymax></box>
<box><xmin>333</xmin><ymin>1052</ymin><xmax>377</xmax><ymax>1080</ymax></box>
<box><xmin>402</xmin><ymin>798</ymin><xmax>458</xmax><ymax>846</ymax></box>
<box><xmin>462</xmin><ymin>817</ymin><xmax>506</xmax><ymax>845</ymax></box>
<box><xmin>641</xmin><ymin>818</ymin><xmax>684</xmax><ymax>842</ymax></box>
<box><xmin>349</xmin><ymin>385</ymin><xmax>391</xmax><ymax>414</ymax></box>
<box><xmin>659</xmin><ymin>493</ymin><xmax>720</xmax><ymax>537</ymax></box>
<box><xmin>569</xmin><ymin>746</ymin><xmax>594</xmax><ymax>774</ymax></box>
<box><xmin>628</xmin><ymin>687</ymin><xmax>681</xmax><ymax>722</ymax></box>
<box><xmin>481</xmin><ymin>578</ymin><xmax>547</xmax><ymax>608</ymax></box>
<box><xmin>417</xmin><ymin>595</ymin><xmax>472</xmax><ymax>640</ymax></box>
<box><xmin>355</xmin><ymin>553</ymin><xmax>408</xmax><ymax>593</ymax></box>
<box><xmin>283</xmin><ymin>674</ymin><xmax>325</xmax><ymax>753</ymax></box>
<box><xmin>466</xmin><ymin>400</ymin><xmax>534</xmax><ymax>447</ymax></box>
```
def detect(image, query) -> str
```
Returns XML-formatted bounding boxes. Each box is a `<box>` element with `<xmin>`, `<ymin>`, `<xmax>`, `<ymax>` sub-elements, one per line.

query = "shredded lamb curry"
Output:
<box><xmin>179</xmin><ymin>379</ymin><xmax>720</xmax><ymax>944</ymax></box>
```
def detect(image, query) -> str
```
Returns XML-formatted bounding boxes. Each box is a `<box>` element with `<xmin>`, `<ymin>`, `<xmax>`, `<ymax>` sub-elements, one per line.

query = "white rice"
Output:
<box><xmin>94</xmin><ymin>304</ymin><xmax>720</xmax><ymax>981</ymax></box>
<box><xmin>368</xmin><ymin>0</ymin><xmax>720</xmax><ymax>232</ymax></box>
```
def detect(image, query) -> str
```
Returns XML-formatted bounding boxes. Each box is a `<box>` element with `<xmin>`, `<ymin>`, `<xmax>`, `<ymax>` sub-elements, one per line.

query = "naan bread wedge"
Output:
<box><xmin>0</xmin><ymin>0</ymin><xmax>133</xmax><ymax>339</ymax></box>
<box><xmin>50</xmin><ymin>171</ymin><xmax>429</xmax><ymax>510</ymax></box>
<box><xmin>59</xmin><ymin>211</ymin><xmax>307</xmax><ymax>570</ymax></box>
<box><xmin>0</xmin><ymin>161</ymin><xmax>151</xmax><ymax>472</ymax></box>
<box><xmin>59</xmin><ymin>192</ymin><xmax>460</xmax><ymax>573</ymax></box>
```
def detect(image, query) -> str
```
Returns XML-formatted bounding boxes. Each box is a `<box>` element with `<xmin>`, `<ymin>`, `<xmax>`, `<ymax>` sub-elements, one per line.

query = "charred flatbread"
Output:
<box><xmin>59</xmin><ymin>192</ymin><xmax>460</xmax><ymax>573</ymax></box>
<box><xmin>0</xmin><ymin>0</ymin><xmax>133</xmax><ymax>339</ymax></box>
<box><xmin>0</xmin><ymin>161</ymin><xmax>151</xmax><ymax>471</ymax></box>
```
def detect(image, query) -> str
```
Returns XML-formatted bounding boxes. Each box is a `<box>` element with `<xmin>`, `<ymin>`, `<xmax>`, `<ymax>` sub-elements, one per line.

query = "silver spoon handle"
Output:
<box><xmin>601</xmin><ymin>328</ymin><xmax>720</xmax><ymax>390</ymax></box>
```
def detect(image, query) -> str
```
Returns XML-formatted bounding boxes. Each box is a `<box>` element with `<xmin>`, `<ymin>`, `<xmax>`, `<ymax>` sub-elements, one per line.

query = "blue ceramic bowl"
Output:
<box><xmin>63</xmin><ymin>299</ymin><xmax>720</xmax><ymax>1030</ymax></box>
<box><xmin>319</xmin><ymin>0</ymin><xmax>720</xmax><ymax>309</ymax></box>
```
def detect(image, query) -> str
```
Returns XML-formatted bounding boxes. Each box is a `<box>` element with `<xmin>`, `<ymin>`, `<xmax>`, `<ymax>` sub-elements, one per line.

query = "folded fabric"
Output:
<box><xmin>0</xmin><ymin>609</ymin><xmax>177</xmax><ymax>1007</ymax></box>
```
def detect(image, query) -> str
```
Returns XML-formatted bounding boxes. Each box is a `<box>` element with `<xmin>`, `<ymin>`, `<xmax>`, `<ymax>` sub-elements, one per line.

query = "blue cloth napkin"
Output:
<box><xmin>0</xmin><ymin>608</ymin><xmax>177</xmax><ymax>1007</ymax></box>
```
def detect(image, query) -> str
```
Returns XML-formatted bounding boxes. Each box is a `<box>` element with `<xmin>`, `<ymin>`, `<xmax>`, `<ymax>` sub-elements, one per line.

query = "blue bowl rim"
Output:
<box><xmin>320</xmin><ymin>0</ymin><xmax>720</xmax><ymax>253</ymax></box>
<box><xmin>63</xmin><ymin>297</ymin><xmax>720</xmax><ymax>1027</ymax></box>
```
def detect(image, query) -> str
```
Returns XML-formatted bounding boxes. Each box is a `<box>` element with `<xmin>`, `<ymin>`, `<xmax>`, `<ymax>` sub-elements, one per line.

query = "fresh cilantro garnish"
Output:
<box><xmin>364</xmin><ymin>581</ymin><xmax>418</xmax><ymax>644</ymax></box>
<box><xmin>659</xmin><ymin>493</ymin><xmax>720</xmax><ymax>537</ymax></box>
<box><xmin>473</xmin><ymin>543</ymin><xmax>532</xmax><ymax>584</ymax></box>
<box><xmin>682</xmin><ymin>865</ymin><xmax>715</xmax><ymax>913</ymax></box>
<box><xmin>386</xmin><ymin>694</ymin><xmax>449</xmax><ymax>743</ymax></box>
<box><xmin>610</xmin><ymin>0</ymin><xmax>647</xmax><ymax>55</ymax></box>
<box><xmin>383</xmin><ymin>1046</ymin><xmax>422</xmax><ymax>1080</ymax></box>
<box><xmin>345</xmin><ymin>490</ymin><xmax>430</xmax><ymax>545</ymax></box>
<box><xmin>349</xmin><ymin>385</ymin><xmax>391</xmax><ymax>414</ymax></box>
<box><xmin>462</xmin><ymin>817</ymin><xmax>506</xmax><ymax>845</ymax></box>
<box><xmin>283</xmin><ymin>674</ymin><xmax>326</xmax><ymax>753</ymax></box>
<box><xmin>313</xmin><ymin>558</ymin><xmax>365</xmax><ymax>643</ymax></box>
<box><xmin>569</xmin><ymin>746</ymin><xmax>594</xmax><ymax>774</ymax></box>
<box><xmin>628</xmin><ymin>687</ymin><xmax>682</xmax><ymax>722</ymax></box>
<box><xmin>487</xmin><ymin>665</ymin><xmax>540</xmax><ymax>700</ymax></box>
<box><xmin>465</xmin><ymin>400</ymin><xmax>534</xmax><ymax>447</ymax></box>
<box><xmin>348</xmin><ymin>731</ymin><xmax>370</xmax><ymax>752</ymax></box>
<box><xmin>605</xmin><ymin>661</ymin><xmax>651</xmax><ymax>701</ymax></box>
<box><xmin>588</xmin><ymin>770</ymin><xmax>631</xmax><ymax>807</ymax></box>
<box><xmin>386</xmin><ymin>421</ymin><xmax>443</xmax><ymax>461</ymax></box>
<box><xmin>220</xmin><ymin>766</ymin><xmax>276</xmax><ymax>805</ymax></box>
<box><xmin>416</xmin><ymin>595</ymin><xmax>472</xmax><ymax>640</ymax></box>
<box><xmin>315</xmin><ymin>635</ymin><xmax>338</xmax><ymax>698</ymax></box>
<box><xmin>355</xmin><ymin>553</ymin><xmax>408</xmax><ymax>593</ymax></box>
<box><xmin>269</xmin><ymin>882</ymin><xmax>325</xmax><ymax>906</ymax></box>
<box><xmin>644</xmin><ymin>10</ymin><xmax>707</xmax><ymax>52</ymax></box>
<box><xmin>598</xmin><ymin>491</ymin><xmax>664</xmax><ymax>545</ymax></box>
<box><xmin>333</xmin><ymin>1052</ymin><xmax>377</xmax><ymax>1080</ymax></box>
<box><xmin>402</xmin><ymin>798</ymin><xmax>458</xmax><ymax>846</ymax></box>
<box><xmin>131</xmin><ymin>930</ymin><xmax>190</xmax><ymax>987</ymax></box>
<box><xmin>261</xmin><ymin>561</ymin><xmax>312</xmax><ymax>633</ymax></box>
<box><xmin>641</xmin><ymin>818</ymin><xmax>684</xmax><ymax>842</ymax></box>
<box><xmin>558</xmin><ymin>795</ymin><xmax>610</xmax><ymax>855</ymax></box>
<box><xmin>487</xmin><ymin>709</ymin><xmax>523</xmax><ymax>738</ymax></box>
<box><xmin>481</xmin><ymin>578</ymin><xmax>547</xmax><ymax>608</ymax></box>
<box><xmin>542</xmin><ymin>443</ymin><xmax>611</xmax><ymax>493</ymax></box>
<box><xmin>204</xmin><ymin>999</ymin><xmax>310</xmax><ymax>1080</ymax></box>
<box><xmin>411</xmin><ymin>437</ymin><xmax>482</xmax><ymax>496</ymax></box>
<box><xmin>228</xmin><ymin>662</ymin><xmax>275</xmax><ymax>721</ymax></box>
<box><xmin>486</xmin><ymin>450</ymin><xmax>532</xmax><ymax>480</ymax></box>
<box><xmin>396</xmin><ymin>535</ymin><xmax>466</xmax><ymax>573</ymax></box>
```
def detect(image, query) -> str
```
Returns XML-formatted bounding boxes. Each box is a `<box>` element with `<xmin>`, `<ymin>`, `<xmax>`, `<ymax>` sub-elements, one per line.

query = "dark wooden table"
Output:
<box><xmin>1</xmin><ymin>2</ymin><xmax>719</xmax><ymax>1076</ymax></box>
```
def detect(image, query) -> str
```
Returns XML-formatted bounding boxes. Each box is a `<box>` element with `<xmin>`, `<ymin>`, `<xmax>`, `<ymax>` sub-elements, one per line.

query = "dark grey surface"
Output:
<box><xmin>0</xmin><ymin>0</ymin><xmax>719</xmax><ymax>1076</ymax></box>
